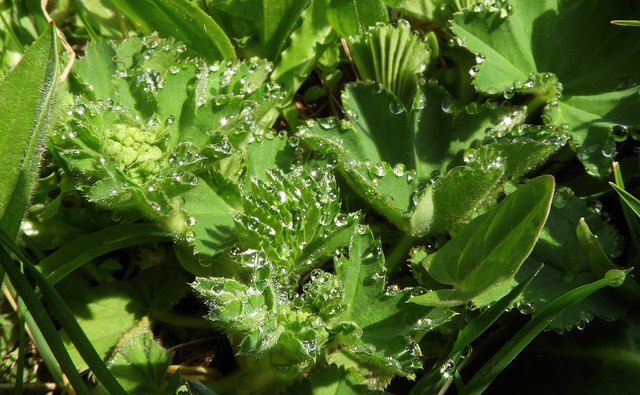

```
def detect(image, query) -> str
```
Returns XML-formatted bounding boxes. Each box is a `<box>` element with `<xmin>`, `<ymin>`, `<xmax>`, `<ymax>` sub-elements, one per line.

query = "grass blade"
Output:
<box><xmin>610</xmin><ymin>162</ymin><xmax>640</xmax><ymax>255</ymax></box>
<box><xmin>108</xmin><ymin>0</ymin><xmax>236</xmax><ymax>61</ymax></box>
<box><xmin>460</xmin><ymin>269</ymin><xmax>630</xmax><ymax>395</ymax></box>
<box><xmin>409</xmin><ymin>265</ymin><xmax>542</xmax><ymax>395</ymax></box>
<box><xmin>37</xmin><ymin>223</ymin><xmax>168</xmax><ymax>285</ymax></box>
<box><xmin>0</xmin><ymin>229</ymin><xmax>126</xmax><ymax>394</ymax></box>
<box><xmin>576</xmin><ymin>218</ymin><xmax>640</xmax><ymax>304</ymax></box>
<box><xmin>0</xmin><ymin>23</ymin><xmax>58</xmax><ymax>240</ymax></box>
<box><xmin>609</xmin><ymin>181</ymin><xmax>640</xmax><ymax>218</ymax></box>
<box><xmin>2</xmin><ymin>282</ymin><xmax>66</xmax><ymax>387</ymax></box>
<box><xmin>611</xmin><ymin>20</ymin><xmax>640</xmax><ymax>27</ymax></box>
<box><xmin>0</xmin><ymin>251</ymin><xmax>89</xmax><ymax>394</ymax></box>
<box><xmin>451</xmin><ymin>264</ymin><xmax>542</xmax><ymax>356</ymax></box>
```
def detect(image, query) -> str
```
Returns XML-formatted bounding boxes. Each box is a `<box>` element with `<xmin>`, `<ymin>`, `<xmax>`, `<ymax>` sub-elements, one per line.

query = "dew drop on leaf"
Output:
<box><xmin>612</xmin><ymin>125</ymin><xmax>629</xmax><ymax>142</ymax></box>
<box><xmin>388</xmin><ymin>100</ymin><xmax>405</xmax><ymax>115</ymax></box>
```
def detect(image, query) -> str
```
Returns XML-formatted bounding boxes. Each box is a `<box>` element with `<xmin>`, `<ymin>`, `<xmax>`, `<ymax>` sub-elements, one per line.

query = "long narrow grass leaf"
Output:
<box><xmin>107</xmin><ymin>0</ymin><xmax>236</xmax><ymax>61</ymax></box>
<box><xmin>611</xmin><ymin>162</ymin><xmax>640</xmax><ymax>255</ymax></box>
<box><xmin>37</xmin><ymin>223</ymin><xmax>168</xmax><ymax>285</ymax></box>
<box><xmin>0</xmin><ymin>249</ymin><xmax>89</xmax><ymax>393</ymax></box>
<box><xmin>3</xmin><ymin>281</ymin><xmax>65</xmax><ymax>387</ymax></box>
<box><xmin>461</xmin><ymin>269</ymin><xmax>630</xmax><ymax>395</ymax></box>
<box><xmin>0</xmin><ymin>229</ymin><xmax>126</xmax><ymax>394</ymax></box>
<box><xmin>451</xmin><ymin>264</ymin><xmax>542</xmax><ymax>356</ymax></box>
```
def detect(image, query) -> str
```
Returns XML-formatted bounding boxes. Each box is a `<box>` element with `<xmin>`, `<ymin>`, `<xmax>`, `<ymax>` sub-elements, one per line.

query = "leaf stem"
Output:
<box><xmin>154</xmin><ymin>311</ymin><xmax>215</xmax><ymax>330</ymax></box>
<box><xmin>386</xmin><ymin>233</ymin><xmax>416</xmax><ymax>272</ymax></box>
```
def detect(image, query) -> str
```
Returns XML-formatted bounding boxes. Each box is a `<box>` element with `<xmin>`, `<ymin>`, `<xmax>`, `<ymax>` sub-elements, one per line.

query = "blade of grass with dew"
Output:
<box><xmin>37</xmin><ymin>223</ymin><xmax>169</xmax><ymax>285</ymax></box>
<box><xmin>107</xmin><ymin>0</ymin><xmax>236</xmax><ymax>61</ymax></box>
<box><xmin>611</xmin><ymin>20</ymin><xmax>640</xmax><ymax>27</ymax></box>
<box><xmin>2</xmin><ymin>282</ymin><xmax>65</xmax><ymax>388</ymax></box>
<box><xmin>0</xmin><ymin>229</ymin><xmax>126</xmax><ymax>394</ymax></box>
<box><xmin>0</xmin><ymin>249</ymin><xmax>89</xmax><ymax>394</ymax></box>
<box><xmin>460</xmin><ymin>268</ymin><xmax>631</xmax><ymax>395</ymax></box>
<box><xmin>0</xmin><ymin>23</ymin><xmax>58</xmax><ymax>240</ymax></box>
<box><xmin>576</xmin><ymin>218</ymin><xmax>640</xmax><ymax>304</ymax></box>
<box><xmin>408</xmin><ymin>264</ymin><xmax>542</xmax><ymax>395</ymax></box>
<box><xmin>611</xmin><ymin>162</ymin><xmax>640</xmax><ymax>255</ymax></box>
<box><xmin>450</xmin><ymin>264</ymin><xmax>543</xmax><ymax>356</ymax></box>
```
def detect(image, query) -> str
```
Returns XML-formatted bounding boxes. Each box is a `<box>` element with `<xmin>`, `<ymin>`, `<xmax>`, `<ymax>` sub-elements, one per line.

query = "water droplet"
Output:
<box><xmin>334</xmin><ymin>213</ymin><xmax>348</xmax><ymax>227</ymax></box>
<box><xmin>503</xmin><ymin>88</ymin><xmax>515</xmax><ymax>99</ymax></box>
<box><xmin>441</xmin><ymin>97</ymin><xmax>454</xmax><ymax>113</ymax></box>
<box><xmin>393</xmin><ymin>163</ymin><xmax>406</xmax><ymax>177</ymax></box>
<box><xmin>389</xmin><ymin>100</ymin><xmax>405</xmax><ymax>115</ymax></box>
<box><xmin>516</xmin><ymin>300</ymin><xmax>535</xmax><ymax>315</ymax></box>
<box><xmin>612</xmin><ymin>125</ymin><xmax>629</xmax><ymax>142</ymax></box>
<box><xmin>475</xmin><ymin>53</ymin><xmax>486</xmax><ymax>64</ymax></box>
<box><xmin>469</xmin><ymin>66</ymin><xmax>479</xmax><ymax>77</ymax></box>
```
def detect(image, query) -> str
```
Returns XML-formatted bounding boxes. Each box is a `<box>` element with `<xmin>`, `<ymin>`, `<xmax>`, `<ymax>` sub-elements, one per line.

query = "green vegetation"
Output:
<box><xmin>1</xmin><ymin>0</ymin><xmax>640</xmax><ymax>393</ymax></box>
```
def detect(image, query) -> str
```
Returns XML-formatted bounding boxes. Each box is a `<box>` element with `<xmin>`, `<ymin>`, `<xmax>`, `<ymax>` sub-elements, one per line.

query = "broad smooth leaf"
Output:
<box><xmin>181</xmin><ymin>173</ymin><xmax>242</xmax><ymax>257</ymax></box>
<box><xmin>107</xmin><ymin>0</ymin><xmax>236</xmax><ymax>61</ymax></box>
<box><xmin>0</xmin><ymin>23</ymin><xmax>57</xmax><ymax>239</ymax></box>
<box><xmin>327</xmin><ymin>0</ymin><xmax>388</xmax><ymax>38</ymax></box>
<box><xmin>451</xmin><ymin>1</ymin><xmax>640</xmax><ymax>175</ymax></box>
<box><xmin>412</xmin><ymin>175</ymin><xmax>554</xmax><ymax>306</ymax></box>
<box><xmin>59</xmin><ymin>266</ymin><xmax>187</xmax><ymax>371</ymax></box>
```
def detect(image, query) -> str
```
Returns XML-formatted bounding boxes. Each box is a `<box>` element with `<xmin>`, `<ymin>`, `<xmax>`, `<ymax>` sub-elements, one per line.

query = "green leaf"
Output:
<box><xmin>411</xmin><ymin>175</ymin><xmax>554</xmax><ymax>306</ymax></box>
<box><xmin>181</xmin><ymin>172</ymin><xmax>242</xmax><ymax>258</ymax></box>
<box><xmin>235</xmin><ymin>167</ymin><xmax>361</xmax><ymax>284</ymax></box>
<box><xmin>610</xmin><ymin>161</ymin><xmax>640</xmax><ymax>255</ymax></box>
<box><xmin>409</xmin><ymin>264</ymin><xmax>542</xmax><ymax>395</ymax></box>
<box><xmin>94</xmin><ymin>318</ymin><xmax>177</xmax><ymax>395</ymax></box>
<box><xmin>610</xmin><ymin>181</ymin><xmax>640</xmax><ymax>220</ymax></box>
<box><xmin>326</xmin><ymin>229</ymin><xmax>451</xmax><ymax>388</ymax></box>
<box><xmin>576</xmin><ymin>219</ymin><xmax>640</xmax><ymax>305</ymax></box>
<box><xmin>0</xmin><ymin>246</ymin><xmax>90</xmax><ymax>393</ymax></box>
<box><xmin>514</xmin><ymin>188</ymin><xmax>626</xmax><ymax>330</ymax></box>
<box><xmin>300</xmin><ymin>81</ymin><xmax>564</xmax><ymax>237</ymax></box>
<box><xmin>451</xmin><ymin>1</ymin><xmax>640</xmax><ymax>175</ymax></box>
<box><xmin>37</xmin><ymin>223</ymin><xmax>168</xmax><ymax>285</ymax></box>
<box><xmin>271</xmin><ymin>0</ymin><xmax>337</xmax><ymax>101</ymax></box>
<box><xmin>59</xmin><ymin>266</ymin><xmax>186</xmax><ymax>371</ymax></box>
<box><xmin>0</xmin><ymin>24</ymin><xmax>57</xmax><ymax>239</ymax></box>
<box><xmin>347</xmin><ymin>21</ymin><xmax>435</xmax><ymax>107</ymax></box>
<box><xmin>611</xmin><ymin>20</ymin><xmax>640</xmax><ymax>27</ymax></box>
<box><xmin>327</xmin><ymin>0</ymin><xmax>389</xmax><ymax>38</ymax></box>
<box><xmin>211</xmin><ymin>0</ymin><xmax>311</xmax><ymax>62</ymax></box>
<box><xmin>0</xmin><ymin>229</ymin><xmax>126</xmax><ymax>394</ymax></box>
<box><xmin>58</xmin><ymin>279</ymin><xmax>143</xmax><ymax>371</ymax></box>
<box><xmin>461</xmin><ymin>268</ymin><xmax>631</xmax><ymax>395</ymax></box>
<box><xmin>107</xmin><ymin>0</ymin><xmax>236</xmax><ymax>61</ymax></box>
<box><xmin>283</xmin><ymin>364</ymin><xmax>375</xmax><ymax>394</ymax></box>
<box><xmin>53</xmin><ymin>37</ymin><xmax>280</xmax><ymax>230</ymax></box>
<box><xmin>73</xmin><ymin>38</ymin><xmax>116</xmax><ymax>101</ymax></box>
